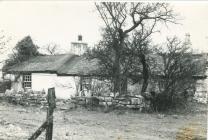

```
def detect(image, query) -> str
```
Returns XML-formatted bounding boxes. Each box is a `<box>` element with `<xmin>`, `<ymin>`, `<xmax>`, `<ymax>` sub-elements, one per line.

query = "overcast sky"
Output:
<box><xmin>0</xmin><ymin>1</ymin><xmax>208</xmax><ymax>55</ymax></box>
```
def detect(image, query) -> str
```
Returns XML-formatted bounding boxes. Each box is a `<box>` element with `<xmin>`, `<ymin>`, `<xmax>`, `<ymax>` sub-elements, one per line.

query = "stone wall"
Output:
<box><xmin>71</xmin><ymin>94</ymin><xmax>150</xmax><ymax>111</ymax></box>
<box><xmin>1</xmin><ymin>89</ymin><xmax>47</xmax><ymax>106</ymax></box>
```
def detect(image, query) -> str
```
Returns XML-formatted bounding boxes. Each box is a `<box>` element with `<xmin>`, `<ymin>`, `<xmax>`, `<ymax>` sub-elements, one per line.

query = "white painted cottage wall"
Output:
<box><xmin>32</xmin><ymin>73</ymin><xmax>77</xmax><ymax>99</ymax></box>
<box><xmin>32</xmin><ymin>73</ymin><xmax>56</xmax><ymax>92</ymax></box>
<box><xmin>55</xmin><ymin>76</ymin><xmax>77</xmax><ymax>99</ymax></box>
<box><xmin>194</xmin><ymin>68</ymin><xmax>208</xmax><ymax>103</ymax></box>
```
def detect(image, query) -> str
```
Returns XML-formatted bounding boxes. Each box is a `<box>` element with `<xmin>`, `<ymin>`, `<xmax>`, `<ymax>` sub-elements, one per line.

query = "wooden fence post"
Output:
<box><xmin>45</xmin><ymin>87</ymin><xmax>56</xmax><ymax>140</ymax></box>
<box><xmin>28</xmin><ymin>121</ymin><xmax>48</xmax><ymax>140</ymax></box>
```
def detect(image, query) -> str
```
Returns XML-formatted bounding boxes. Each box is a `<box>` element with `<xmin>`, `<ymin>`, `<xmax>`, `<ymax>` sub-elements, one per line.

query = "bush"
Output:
<box><xmin>150</xmin><ymin>37</ymin><xmax>200</xmax><ymax>112</ymax></box>
<box><xmin>150</xmin><ymin>90</ymin><xmax>194</xmax><ymax>112</ymax></box>
<box><xmin>0</xmin><ymin>80</ymin><xmax>11</xmax><ymax>93</ymax></box>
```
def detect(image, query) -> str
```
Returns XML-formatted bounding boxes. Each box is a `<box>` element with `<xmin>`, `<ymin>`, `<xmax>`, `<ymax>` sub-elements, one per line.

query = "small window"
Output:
<box><xmin>23</xmin><ymin>74</ymin><xmax>32</xmax><ymax>88</ymax></box>
<box><xmin>80</xmin><ymin>77</ymin><xmax>91</xmax><ymax>91</ymax></box>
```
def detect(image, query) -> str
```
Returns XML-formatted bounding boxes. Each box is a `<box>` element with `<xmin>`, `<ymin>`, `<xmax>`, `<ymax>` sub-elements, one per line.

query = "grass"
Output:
<box><xmin>0</xmin><ymin>101</ymin><xmax>206</xmax><ymax>140</ymax></box>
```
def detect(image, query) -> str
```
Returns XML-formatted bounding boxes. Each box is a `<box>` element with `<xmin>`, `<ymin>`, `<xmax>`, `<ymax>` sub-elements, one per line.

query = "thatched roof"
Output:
<box><xmin>6</xmin><ymin>53</ymin><xmax>207</xmax><ymax>78</ymax></box>
<box><xmin>6</xmin><ymin>54</ymin><xmax>100</xmax><ymax>76</ymax></box>
<box><xmin>149</xmin><ymin>53</ymin><xmax>207</xmax><ymax>78</ymax></box>
<box><xmin>58</xmin><ymin>56</ymin><xmax>100</xmax><ymax>76</ymax></box>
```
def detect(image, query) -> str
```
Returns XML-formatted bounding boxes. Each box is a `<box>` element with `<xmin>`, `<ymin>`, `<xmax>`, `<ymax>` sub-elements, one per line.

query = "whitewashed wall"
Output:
<box><xmin>193</xmin><ymin>67</ymin><xmax>208</xmax><ymax>103</ymax></box>
<box><xmin>32</xmin><ymin>73</ymin><xmax>77</xmax><ymax>99</ymax></box>
<box><xmin>55</xmin><ymin>76</ymin><xmax>77</xmax><ymax>99</ymax></box>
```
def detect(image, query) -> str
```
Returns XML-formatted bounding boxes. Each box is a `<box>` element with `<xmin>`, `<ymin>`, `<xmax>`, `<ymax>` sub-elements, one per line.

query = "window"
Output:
<box><xmin>80</xmin><ymin>77</ymin><xmax>92</xmax><ymax>91</ymax></box>
<box><xmin>23</xmin><ymin>74</ymin><xmax>32</xmax><ymax>88</ymax></box>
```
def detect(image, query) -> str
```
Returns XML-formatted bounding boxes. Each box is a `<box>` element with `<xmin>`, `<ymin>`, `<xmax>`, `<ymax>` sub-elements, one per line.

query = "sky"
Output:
<box><xmin>0</xmin><ymin>1</ymin><xmax>208</xmax><ymax>57</ymax></box>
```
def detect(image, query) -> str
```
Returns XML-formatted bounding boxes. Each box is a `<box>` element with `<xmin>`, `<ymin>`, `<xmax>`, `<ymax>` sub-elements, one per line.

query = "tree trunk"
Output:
<box><xmin>113</xmin><ymin>30</ymin><xmax>128</xmax><ymax>95</ymax></box>
<box><xmin>121</xmin><ymin>76</ymin><xmax>128</xmax><ymax>95</ymax></box>
<box><xmin>113</xmin><ymin>46</ymin><xmax>121</xmax><ymax>94</ymax></box>
<box><xmin>140</xmin><ymin>53</ymin><xmax>149</xmax><ymax>97</ymax></box>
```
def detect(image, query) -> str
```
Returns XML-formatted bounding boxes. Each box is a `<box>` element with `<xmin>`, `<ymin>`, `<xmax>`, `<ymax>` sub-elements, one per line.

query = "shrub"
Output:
<box><xmin>0</xmin><ymin>80</ymin><xmax>11</xmax><ymax>93</ymax></box>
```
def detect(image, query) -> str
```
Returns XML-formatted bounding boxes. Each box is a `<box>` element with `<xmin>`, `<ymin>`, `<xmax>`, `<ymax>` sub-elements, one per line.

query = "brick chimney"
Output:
<box><xmin>71</xmin><ymin>35</ymin><xmax>88</xmax><ymax>56</ymax></box>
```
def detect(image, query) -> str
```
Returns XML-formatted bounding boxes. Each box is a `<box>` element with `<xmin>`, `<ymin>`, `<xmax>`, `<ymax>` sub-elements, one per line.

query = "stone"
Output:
<box><xmin>104</xmin><ymin>97</ymin><xmax>112</xmax><ymax>102</ymax></box>
<box><xmin>115</xmin><ymin>92</ymin><xmax>119</xmax><ymax>97</ymax></box>
<box><xmin>126</xmin><ymin>105</ymin><xmax>136</xmax><ymax>108</ymax></box>
<box><xmin>106</xmin><ymin>102</ymin><xmax>112</xmax><ymax>106</ymax></box>
<box><xmin>172</xmin><ymin>115</ymin><xmax>179</xmax><ymax>119</ymax></box>
<box><xmin>98</xmin><ymin>96</ymin><xmax>105</xmax><ymax>101</ymax></box>
<box><xmin>78</xmin><ymin>100</ymin><xmax>86</xmax><ymax>105</ymax></box>
<box><xmin>112</xmin><ymin>99</ymin><xmax>119</xmax><ymax>104</ymax></box>
<box><xmin>116</xmin><ymin>104</ymin><xmax>125</xmax><ymax>107</ymax></box>
<box><xmin>119</xmin><ymin>100</ymin><xmax>130</xmax><ymax>105</ymax></box>
<box><xmin>0</xmin><ymin>92</ymin><xmax>4</xmax><ymax>97</ymax></box>
<box><xmin>135</xmin><ymin>95</ymin><xmax>143</xmax><ymax>98</ymax></box>
<box><xmin>99</xmin><ymin>101</ymin><xmax>106</xmax><ymax>106</ymax></box>
<box><xmin>66</xmin><ymin>132</ymin><xmax>70</xmax><ymax>136</ymax></box>
<box><xmin>110</xmin><ymin>92</ymin><xmax>114</xmax><ymax>97</ymax></box>
<box><xmin>131</xmin><ymin>98</ymin><xmax>139</xmax><ymax>105</ymax></box>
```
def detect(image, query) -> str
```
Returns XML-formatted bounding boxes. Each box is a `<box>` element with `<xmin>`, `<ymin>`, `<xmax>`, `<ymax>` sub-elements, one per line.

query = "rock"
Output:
<box><xmin>56</xmin><ymin>101</ymin><xmax>65</xmax><ymax>106</ymax></box>
<box><xmin>66</xmin><ymin>132</ymin><xmax>69</xmax><ymax>136</ymax></box>
<box><xmin>172</xmin><ymin>115</ymin><xmax>179</xmax><ymax>119</ymax></box>
<box><xmin>15</xmin><ymin>108</ymin><xmax>26</xmax><ymax>113</ymax></box>
<box><xmin>135</xmin><ymin>95</ymin><xmax>143</xmax><ymax>98</ymax></box>
<box><xmin>99</xmin><ymin>101</ymin><xmax>106</xmax><ymax>106</ymax></box>
<box><xmin>97</xmin><ymin>96</ymin><xmax>105</xmax><ymax>101</ymax></box>
<box><xmin>131</xmin><ymin>98</ymin><xmax>143</xmax><ymax>105</ymax></box>
<box><xmin>110</xmin><ymin>92</ymin><xmax>114</xmax><ymax>97</ymax></box>
<box><xmin>104</xmin><ymin>97</ymin><xmax>112</xmax><ymax>102</ymax></box>
<box><xmin>106</xmin><ymin>102</ymin><xmax>112</xmax><ymax>106</ymax></box>
<box><xmin>112</xmin><ymin>99</ymin><xmax>119</xmax><ymax>103</ymax></box>
<box><xmin>69</xmin><ymin>103</ymin><xmax>76</xmax><ymax>109</ymax></box>
<box><xmin>119</xmin><ymin>100</ymin><xmax>130</xmax><ymax>105</ymax></box>
<box><xmin>15</xmin><ymin>94</ymin><xmax>22</xmax><ymax>97</ymax></box>
<box><xmin>0</xmin><ymin>92</ymin><xmax>5</xmax><ymax>96</ymax></box>
<box><xmin>126</xmin><ymin>105</ymin><xmax>136</xmax><ymax>108</ymax></box>
<box><xmin>115</xmin><ymin>92</ymin><xmax>119</xmax><ymax>97</ymax></box>
<box><xmin>60</xmin><ymin>107</ymin><xmax>68</xmax><ymax>110</ymax></box>
<box><xmin>157</xmin><ymin>114</ymin><xmax>165</xmax><ymax>119</ymax></box>
<box><xmin>78</xmin><ymin>100</ymin><xmax>86</xmax><ymax>105</ymax></box>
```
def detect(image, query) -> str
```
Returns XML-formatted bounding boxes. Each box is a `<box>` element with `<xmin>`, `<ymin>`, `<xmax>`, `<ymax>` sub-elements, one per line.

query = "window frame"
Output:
<box><xmin>23</xmin><ymin>74</ymin><xmax>32</xmax><ymax>89</ymax></box>
<box><xmin>80</xmin><ymin>77</ymin><xmax>92</xmax><ymax>91</ymax></box>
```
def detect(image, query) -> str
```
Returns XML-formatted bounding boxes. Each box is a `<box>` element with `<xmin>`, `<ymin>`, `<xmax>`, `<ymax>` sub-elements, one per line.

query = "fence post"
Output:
<box><xmin>45</xmin><ymin>87</ymin><xmax>56</xmax><ymax>140</ymax></box>
<box><xmin>28</xmin><ymin>121</ymin><xmax>48</xmax><ymax>140</ymax></box>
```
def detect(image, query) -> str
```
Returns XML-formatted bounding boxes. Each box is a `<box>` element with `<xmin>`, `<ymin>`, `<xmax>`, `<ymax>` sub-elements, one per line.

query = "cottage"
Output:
<box><xmin>4</xmin><ymin>54</ymin><xmax>100</xmax><ymax>99</ymax></box>
<box><xmin>3</xmin><ymin>39</ymin><xmax>208</xmax><ymax>102</ymax></box>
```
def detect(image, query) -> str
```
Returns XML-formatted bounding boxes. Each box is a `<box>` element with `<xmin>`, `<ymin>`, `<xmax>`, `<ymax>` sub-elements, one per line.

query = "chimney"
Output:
<box><xmin>70</xmin><ymin>35</ymin><xmax>88</xmax><ymax>56</ymax></box>
<box><xmin>78</xmin><ymin>35</ymin><xmax>82</xmax><ymax>41</ymax></box>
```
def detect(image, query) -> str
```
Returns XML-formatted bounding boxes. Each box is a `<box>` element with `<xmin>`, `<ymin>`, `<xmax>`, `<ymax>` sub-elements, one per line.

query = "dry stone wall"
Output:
<box><xmin>71</xmin><ymin>94</ymin><xmax>150</xmax><ymax>111</ymax></box>
<box><xmin>1</xmin><ymin>89</ymin><xmax>47</xmax><ymax>106</ymax></box>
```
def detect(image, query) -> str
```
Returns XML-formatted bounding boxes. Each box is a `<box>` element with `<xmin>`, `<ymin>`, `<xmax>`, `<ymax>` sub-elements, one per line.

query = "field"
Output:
<box><xmin>0</xmin><ymin>101</ymin><xmax>207</xmax><ymax>140</ymax></box>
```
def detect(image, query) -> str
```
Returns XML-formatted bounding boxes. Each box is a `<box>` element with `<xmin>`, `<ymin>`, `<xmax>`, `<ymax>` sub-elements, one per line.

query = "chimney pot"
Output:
<box><xmin>78</xmin><ymin>35</ymin><xmax>82</xmax><ymax>41</ymax></box>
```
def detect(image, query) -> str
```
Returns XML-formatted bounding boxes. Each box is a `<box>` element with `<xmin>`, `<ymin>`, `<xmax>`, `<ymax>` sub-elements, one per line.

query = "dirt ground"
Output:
<box><xmin>0</xmin><ymin>101</ymin><xmax>207</xmax><ymax>140</ymax></box>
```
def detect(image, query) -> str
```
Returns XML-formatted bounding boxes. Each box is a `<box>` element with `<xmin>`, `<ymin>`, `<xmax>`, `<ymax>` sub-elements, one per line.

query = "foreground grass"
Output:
<box><xmin>0</xmin><ymin>101</ymin><xmax>206</xmax><ymax>140</ymax></box>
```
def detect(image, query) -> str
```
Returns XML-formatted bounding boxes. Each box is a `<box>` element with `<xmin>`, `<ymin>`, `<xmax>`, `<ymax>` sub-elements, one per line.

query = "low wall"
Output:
<box><xmin>1</xmin><ymin>89</ymin><xmax>47</xmax><ymax>106</ymax></box>
<box><xmin>71</xmin><ymin>95</ymin><xmax>150</xmax><ymax>111</ymax></box>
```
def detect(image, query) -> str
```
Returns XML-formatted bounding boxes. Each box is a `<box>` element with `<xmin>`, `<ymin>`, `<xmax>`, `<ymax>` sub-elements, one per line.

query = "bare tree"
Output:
<box><xmin>0</xmin><ymin>30</ymin><xmax>11</xmax><ymax>64</ymax></box>
<box><xmin>152</xmin><ymin>36</ymin><xmax>200</xmax><ymax>111</ymax></box>
<box><xmin>94</xmin><ymin>2</ymin><xmax>177</xmax><ymax>95</ymax></box>
<box><xmin>44</xmin><ymin>43</ymin><xmax>60</xmax><ymax>55</ymax></box>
